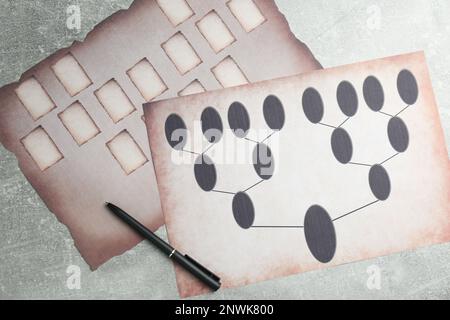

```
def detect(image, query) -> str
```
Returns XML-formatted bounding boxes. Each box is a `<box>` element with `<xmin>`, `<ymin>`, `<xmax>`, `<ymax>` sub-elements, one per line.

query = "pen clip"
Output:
<box><xmin>184</xmin><ymin>255</ymin><xmax>221</xmax><ymax>283</ymax></box>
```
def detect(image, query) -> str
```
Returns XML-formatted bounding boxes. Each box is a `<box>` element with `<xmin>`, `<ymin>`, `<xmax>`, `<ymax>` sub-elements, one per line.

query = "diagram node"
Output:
<box><xmin>302</xmin><ymin>87</ymin><xmax>324</xmax><ymax>124</ymax></box>
<box><xmin>201</xmin><ymin>107</ymin><xmax>223</xmax><ymax>143</ymax></box>
<box><xmin>397</xmin><ymin>69</ymin><xmax>419</xmax><ymax>105</ymax></box>
<box><xmin>369</xmin><ymin>164</ymin><xmax>391</xmax><ymax>201</ymax></box>
<box><xmin>263</xmin><ymin>95</ymin><xmax>286</xmax><ymax>130</ymax></box>
<box><xmin>194</xmin><ymin>154</ymin><xmax>217</xmax><ymax>192</ymax></box>
<box><xmin>363</xmin><ymin>76</ymin><xmax>385</xmax><ymax>112</ymax></box>
<box><xmin>253</xmin><ymin>143</ymin><xmax>275</xmax><ymax>180</ymax></box>
<box><xmin>165</xmin><ymin>113</ymin><xmax>188</xmax><ymax>150</ymax></box>
<box><xmin>228</xmin><ymin>101</ymin><xmax>250</xmax><ymax>138</ymax></box>
<box><xmin>331</xmin><ymin>128</ymin><xmax>353</xmax><ymax>164</ymax></box>
<box><xmin>388</xmin><ymin>117</ymin><xmax>409</xmax><ymax>153</ymax></box>
<box><xmin>232</xmin><ymin>192</ymin><xmax>255</xmax><ymax>229</ymax></box>
<box><xmin>304</xmin><ymin>205</ymin><xmax>336</xmax><ymax>263</ymax></box>
<box><xmin>337</xmin><ymin>80</ymin><xmax>359</xmax><ymax>117</ymax></box>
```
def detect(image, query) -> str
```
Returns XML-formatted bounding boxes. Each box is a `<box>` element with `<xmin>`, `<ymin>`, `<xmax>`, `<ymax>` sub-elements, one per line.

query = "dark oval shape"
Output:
<box><xmin>337</xmin><ymin>81</ymin><xmax>358</xmax><ymax>117</ymax></box>
<box><xmin>263</xmin><ymin>95</ymin><xmax>285</xmax><ymax>131</ymax></box>
<box><xmin>194</xmin><ymin>155</ymin><xmax>217</xmax><ymax>192</ymax></box>
<box><xmin>228</xmin><ymin>102</ymin><xmax>250</xmax><ymax>138</ymax></box>
<box><xmin>388</xmin><ymin>117</ymin><xmax>409</xmax><ymax>153</ymax></box>
<box><xmin>165</xmin><ymin>114</ymin><xmax>188</xmax><ymax>150</ymax></box>
<box><xmin>201</xmin><ymin>107</ymin><xmax>223</xmax><ymax>144</ymax></box>
<box><xmin>397</xmin><ymin>69</ymin><xmax>418</xmax><ymax>105</ymax></box>
<box><xmin>331</xmin><ymin>128</ymin><xmax>353</xmax><ymax>164</ymax></box>
<box><xmin>369</xmin><ymin>165</ymin><xmax>391</xmax><ymax>201</ymax></box>
<box><xmin>232</xmin><ymin>192</ymin><xmax>255</xmax><ymax>229</ymax></box>
<box><xmin>363</xmin><ymin>76</ymin><xmax>385</xmax><ymax>111</ymax></box>
<box><xmin>302</xmin><ymin>87</ymin><xmax>324</xmax><ymax>124</ymax></box>
<box><xmin>304</xmin><ymin>205</ymin><xmax>336</xmax><ymax>264</ymax></box>
<box><xmin>253</xmin><ymin>143</ymin><xmax>275</xmax><ymax>180</ymax></box>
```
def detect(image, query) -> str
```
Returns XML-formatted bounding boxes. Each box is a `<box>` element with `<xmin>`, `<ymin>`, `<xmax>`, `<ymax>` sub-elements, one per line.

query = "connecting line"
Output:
<box><xmin>380</xmin><ymin>152</ymin><xmax>400</xmax><ymax>165</ymax></box>
<box><xmin>181</xmin><ymin>149</ymin><xmax>201</xmax><ymax>156</ymax></box>
<box><xmin>202</xmin><ymin>144</ymin><xmax>215</xmax><ymax>155</ymax></box>
<box><xmin>348</xmin><ymin>161</ymin><xmax>372</xmax><ymax>167</ymax></box>
<box><xmin>244</xmin><ymin>137</ymin><xmax>259</xmax><ymax>144</ymax></box>
<box><xmin>378</xmin><ymin>105</ymin><xmax>411</xmax><ymax>118</ymax></box>
<box><xmin>251</xmin><ymin>225</ymin><xmax>304</xmax><ymax>229</ymax></box>
<box><xmin>243</xmin><ymin>180</ymin><xmax>264</xmax><ymax>193</ymax></box>
<box><xmin>245</xmin><ymin>131</ymin><xmax>278</xmax><ymax>145</ymax></box>
<box><xmin>260</xmin><ymin>131</ymin><xmax>277</xmax><ymax>144</ymax></box>
<box><xmin>378</xmin><ymin>111</ymin><xmax>394</xmax><ymax>118</ymax></box>
<box><xmin>211</xmin><ymin>190</ymin><xmax>236</xmax><ymax>196</ymax></box>
<box><xmin>318</xmin><ymin>122</ymin><xmax>337</xmax><ymax>129</ymax></box>
<box><xmin>338</xmin><ymin>117</ymin><xmax>350</xmax><ymax>128</ymax></box>
<box><xmin>332</xmin><ymin>199</ymin><xmax>380</xmax><ymax>222</ymax></box>
<box><xmin>395</xmin><ymin>105</ymin><xmax>411</xmax><ymax>117</ymax></box>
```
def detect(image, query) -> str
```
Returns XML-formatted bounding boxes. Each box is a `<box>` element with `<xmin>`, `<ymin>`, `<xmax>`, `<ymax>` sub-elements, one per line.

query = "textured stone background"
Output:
<box><xmin>0</xmin><ymin>0</ymin><xmax>449</xmax><ymax>300</ymax></box>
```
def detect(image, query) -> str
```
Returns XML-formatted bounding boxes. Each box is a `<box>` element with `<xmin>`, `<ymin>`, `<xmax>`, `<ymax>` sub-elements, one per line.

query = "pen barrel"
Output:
<box><xmin>135</xmin><ymin>223</ymin><xmax>174</xmax><ymax>256</ymax></box>
<box><xmin>106</xmin><ymin>203</ymin><xmax>221</xmax><ymax>292</ymax></box>
<box><xmin>107</xmin><ymin>203</ymin><xmax>174</xmax><ymax>255</ymax></box>
<box><xmin>171</xmin><ymin>251</ymin><xmax>221</xmax><ymax>292</ymax></box>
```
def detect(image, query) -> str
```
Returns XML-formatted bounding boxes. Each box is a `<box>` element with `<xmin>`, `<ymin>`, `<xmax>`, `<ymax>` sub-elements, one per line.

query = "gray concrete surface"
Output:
<box><xmin>0</xmin><ymin>0</ymin><xmax>449</xmax><ymax>300</ymax></box>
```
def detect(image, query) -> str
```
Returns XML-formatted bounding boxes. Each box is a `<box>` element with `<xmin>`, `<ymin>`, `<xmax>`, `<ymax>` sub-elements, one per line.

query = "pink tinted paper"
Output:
<box><xmin>145</xmin><ymin>52</ymin><xmax>450</xmax><ymax>297</ymax></box>
<box><xmin>0</xmin><ymin>0</ymin><xmax>321</xmax><ymax>269</ymax></box>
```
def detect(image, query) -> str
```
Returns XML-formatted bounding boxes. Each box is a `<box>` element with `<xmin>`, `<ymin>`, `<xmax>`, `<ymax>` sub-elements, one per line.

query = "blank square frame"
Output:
<box><xmin>15</xmin><ymin>77</ymin><xmax>56</xmax><ymax>121</ymax></box>
<box><xmin>211</xmin><ymin>56</ymin><xmax>249</xmax><ymax>88</ymax></box>
<box><xmin>58</xmin><ymin>102</ymin><xmax>100</xmax><ymax>146</ymax></box>
<box><xmin>127</xmin><ymin>58</ymin><xmax>168</xmax><ymax>102</ymax></box>
<box><xmin>21</xmin><ymin>126</ymin><xmax>64</xmax><ymax>171</ymax></box>
<box><xmin>156</xmin><ymin>0</ymin><xmax>194</xmax><ymax>27</ymax></box>
<box><xmin>95</xmin><ymin>79</ymin><xmax>136</xmax><ymax>124</ymax></box>
<box><xmin>106</xmin><ymin>130</ymin><xmax>148</xmax><ymax>175</ymax></box>
<box><xmin>51</xmin><ymin>53</ymin><xmax>92</xmax><ymax>97</ymax></box>
<box><xmin>196</xmin><ymin>10</ymin><xmax>236</xmax><ymax>53</ymax></box>
<box><xmin>162</xmin><ymin>32</ymin><xmax>202</xmax><ymax>75</ymax></box>
<box><xmin>227</xmin><ymin>0</ymin><xmax>267</xmax><ymax>33</ymax></box>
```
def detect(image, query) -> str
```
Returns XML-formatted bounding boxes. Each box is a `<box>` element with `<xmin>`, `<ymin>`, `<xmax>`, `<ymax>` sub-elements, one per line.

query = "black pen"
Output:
<box><xmin>106</xmin><ymin>203</ymin><xmax>221</xmax><ymax>291</ymax></box>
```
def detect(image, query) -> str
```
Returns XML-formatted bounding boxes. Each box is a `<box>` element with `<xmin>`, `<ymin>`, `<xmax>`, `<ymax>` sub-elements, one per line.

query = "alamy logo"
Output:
<box><xmin>367</xmin><ymin>5</ymin><xmax>381</xmax><ymax>31</ymax></box>
<box><xmin>66</xmin><ymin>5</ymin><xmax>81</xmax><ymax>33</ymax></box>
<box><xmin>366</xmin><ymin>265</ymin><xmax>381</xmax><ymax>290</ymax></box>
<box><xmin>66</xmin><ymin>265</ymin><xmax>81</xmax><ymax>290</ymax></box>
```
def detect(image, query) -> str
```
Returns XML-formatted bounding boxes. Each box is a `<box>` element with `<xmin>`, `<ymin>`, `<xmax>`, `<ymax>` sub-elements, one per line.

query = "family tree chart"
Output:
<box><xmin>164</xmin><ymin>69</ymin><xmax>419</xmax><ymax>264</ymax></box>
